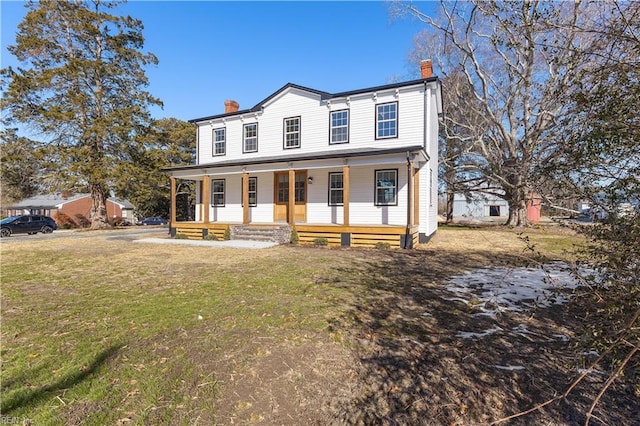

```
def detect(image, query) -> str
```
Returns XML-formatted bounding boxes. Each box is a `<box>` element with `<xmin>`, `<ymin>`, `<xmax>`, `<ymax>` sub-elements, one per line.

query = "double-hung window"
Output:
<box><xmin>375</xmin><ymin>169</ymin><xmax>398</xmax><ymax>206</ymax></box>
<box><xmin>241</xmin><ymin>176</ymin><xmax>258</xmax><ymax>207</ymax></box>
<box><xmin>211</xmin><ymin>179</ymin><xmax>225</xmax><ymax>206</ymax></box>
<box><xmin>330</xmin><ymin>110</ymin><xmax>349</xmax><ymax>144</ymax></box>
<box><xmin>328</xmin><ymin>172</ymin><xmax>344</xmax><ymax>205</ymax></box>
<box><xmin>284</xmin><ymin>116</ymin><xmax>301</xmax><ymax>149</ymax></box>
<box><xmin>213</xmin><ymin>128</ymin><xmax>226</xmax><ymax>156</ymax></box>
<box><xmin>375</xmin><ymin>102</ymin><xmax>398</xmax><ymax>139</ymax></box>
<box><xmin>243</xmin><ymin>123</ymin><xmax>258</xmax><ymax>153</ymax></box>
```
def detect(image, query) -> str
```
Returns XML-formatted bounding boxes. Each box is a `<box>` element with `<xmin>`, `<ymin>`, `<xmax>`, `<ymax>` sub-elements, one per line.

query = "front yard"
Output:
<box><xmin>1</xmin><ymin>226</ymin><xmax>636</xmax><ymax>424</ymax></box>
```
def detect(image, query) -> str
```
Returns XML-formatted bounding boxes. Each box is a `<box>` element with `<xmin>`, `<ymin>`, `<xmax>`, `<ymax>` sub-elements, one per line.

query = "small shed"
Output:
<box><xmin>452</xmin><ymin>192</ymin><xmax>509</xmax><ymax>221</ymax></box>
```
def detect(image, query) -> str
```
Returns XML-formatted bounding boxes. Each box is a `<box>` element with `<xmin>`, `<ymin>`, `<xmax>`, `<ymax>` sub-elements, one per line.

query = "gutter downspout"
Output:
<box><xmin>404</xmin><ymin>151</ymin><xmax>412</xmax><ymax>249</ymax></box>
<box><xmin>424</xmin><ymin>82</ymin><xmax>429</xmax><ymax>151</ymax></box>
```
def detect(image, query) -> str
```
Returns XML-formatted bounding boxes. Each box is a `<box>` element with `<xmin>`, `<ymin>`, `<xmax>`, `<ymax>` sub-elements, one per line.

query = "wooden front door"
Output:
<box><xmin>274</xmin><ymin>171</ymin><xmax>307</xmax><ymax>223</ymax></box>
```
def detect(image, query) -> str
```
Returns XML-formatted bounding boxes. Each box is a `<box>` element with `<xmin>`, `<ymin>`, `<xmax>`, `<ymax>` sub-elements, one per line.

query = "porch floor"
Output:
<box><xmin>171</xmin><ymin>221</ymin><xmax>420</xmax><ymax>248</ymax></box>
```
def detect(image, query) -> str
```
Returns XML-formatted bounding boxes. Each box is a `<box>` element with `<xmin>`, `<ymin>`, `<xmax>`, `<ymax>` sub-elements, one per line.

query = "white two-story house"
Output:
<box><xmin>163</xmin><ymin>60</ymin><xmax>442</xmax><ymax>248</ymax></box>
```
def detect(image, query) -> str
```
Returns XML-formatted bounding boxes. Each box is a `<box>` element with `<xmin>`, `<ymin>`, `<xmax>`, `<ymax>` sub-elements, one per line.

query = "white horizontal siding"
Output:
<box><xmin>307</xmin><ymin>167</ymin><xmax>343</xmax><ymax>224</ymax></box>
<box><xmin>427</xmin><ymin>89</ymin><xmax>439</xmax><ymax>236</ymax></box>
<box><xmin>198</xmin><ymin>173</ymin><xmax>274</xmax><ymax>223</ymax></box>
<box><xmin>305</xmin><ymin>164</ymin><xmax>412</xmax><ymax>226</ymax></box>
<box><xmin>196</xmin><ymin>85</ymin><xmax>427</xmax><ymax>165</ymax></box>
<box><xmin>348</xmin><ymin>165</ymin><xmax>408</xmax><ymax>226</ymax></box>
<box><xmin>415</xmin><ymin>86</ymin><xmax>439</xmax><ymax>237</ymax></box>
<box><xmin>195</xmin><ymin>164</ymin><xmax>411</xmax><ymax>227</ymax></box>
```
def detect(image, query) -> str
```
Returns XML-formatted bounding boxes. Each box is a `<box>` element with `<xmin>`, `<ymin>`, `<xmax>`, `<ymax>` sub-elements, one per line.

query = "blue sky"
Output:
<box><xmin>1</xmin><ymin>1</ymin><xmax>436</xmax><ymax>124</ymax></box>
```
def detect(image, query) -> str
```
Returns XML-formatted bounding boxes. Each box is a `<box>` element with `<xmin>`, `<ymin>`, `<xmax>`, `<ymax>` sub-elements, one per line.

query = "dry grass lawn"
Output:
<box><xmin>1</xmin><ymin>225</ymin><xmax>637</xmax><ymax>425</ymax></box>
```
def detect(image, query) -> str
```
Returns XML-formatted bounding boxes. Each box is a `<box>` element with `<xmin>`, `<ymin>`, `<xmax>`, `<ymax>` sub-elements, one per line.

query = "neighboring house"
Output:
<box><xmin>163</xmin><ymin>61</ymin><xmax>443</xmax><ymax>247</ymax></box>
<box><xmin>452</xmin><ymin>192</ymin><xmax>510</xmax><ymax>221</ymax></box>
<box><xmin>4</xmin><ymin>193</ymin><xmax>135</xmax><ymax>224</ymax></box>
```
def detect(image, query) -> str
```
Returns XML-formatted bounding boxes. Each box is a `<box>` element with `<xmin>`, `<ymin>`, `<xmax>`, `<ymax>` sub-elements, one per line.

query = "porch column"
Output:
<box><xmin>343</xmin><ymin>164</ymin><xmax>350</xmax><ymax>226</ymax></box>
<box><xmin>242</xmin><ymin>171</ymin><xmax>249</xmax><ymax>224</ymax></box>
<box><xmin>408</xmin><ymin>165</ymin><xmax>413</xmax><ymax>226</ymax></box>
<box><xmin>288</xmin><ymin>168</ymin><xmax>295</xmax><ymax>225</ymax></box>
<box><xmin>413</xmin><ymin>168</ymin><xmax>420</xmax><ymax>225</ymax></box>
<box><xmin>202</xmin><ymin>175</ymin><xmax>210</xmax><ymax>223</ymax></box>
<box><xmin>170</xmin><ymin>176</ymin><xmax>177</xmax><ymax>224</ymax></box>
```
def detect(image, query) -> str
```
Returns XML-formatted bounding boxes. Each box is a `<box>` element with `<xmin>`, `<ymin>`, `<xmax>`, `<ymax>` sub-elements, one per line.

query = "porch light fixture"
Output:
<box><xmin>307</xmin><ymin>176</ymin><xmax>314</xmax><ymax>184</ymax></box>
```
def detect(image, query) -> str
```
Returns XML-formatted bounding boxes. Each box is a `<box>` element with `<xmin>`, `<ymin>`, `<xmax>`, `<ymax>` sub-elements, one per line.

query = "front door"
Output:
<box><xmin>274</xmin><ymin>171</ymin><xmax>307</xmax><ymax>223</ymax></box>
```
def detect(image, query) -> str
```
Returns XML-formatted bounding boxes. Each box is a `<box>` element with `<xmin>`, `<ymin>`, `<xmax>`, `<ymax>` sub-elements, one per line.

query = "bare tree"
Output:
<box><xmin>438</xmin><ymin>68</ymin><xmax>493</xmax><ymax>222</ymax></box>
<box><xmin>402</xmin><ymin>1</ymin><xmax>597</xmax><ymax>225</ymax></box>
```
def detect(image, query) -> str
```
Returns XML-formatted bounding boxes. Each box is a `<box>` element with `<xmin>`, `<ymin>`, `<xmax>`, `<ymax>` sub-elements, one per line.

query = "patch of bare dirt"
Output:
<box><xmin>64</xmin><ymin>401</ymin><xmax>106</xmax><ymax>425</ymax></box>
<box><xmin>209</xmin><ymin>335</ymin><xmax>358</xmax><ymax>425</ymax></box>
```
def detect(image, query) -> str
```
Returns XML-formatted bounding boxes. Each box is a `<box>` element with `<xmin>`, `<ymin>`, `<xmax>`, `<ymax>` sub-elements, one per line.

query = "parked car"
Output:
<box><xmin>0</xmin><ymin>215</ymin><xmax>57</xmax><ymax>237</ymax></box>
<box><xmin>136</xmin><ymin>217</ymin><xmax>168</xmax><ymax>226</ymax></box>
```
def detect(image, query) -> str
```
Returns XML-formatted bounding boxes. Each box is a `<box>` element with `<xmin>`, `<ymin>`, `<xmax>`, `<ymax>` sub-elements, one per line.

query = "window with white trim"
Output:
<box><xmin>375</xmin><ymin>169</ymin><xmax>398</xmax><ymax>206</ymax></box>
<box><xmin>284</xmin><ymin>116</ymin><xmax>301</xmax><ymax>149</ymax></box>
<box><xmin>376</xmin><ymin>102</ymin><xmax>398</xmax><ymax>139</ymax></box>
<box><xmin>328</xmin><ymin>172</ymin><xmax>344</xmax><ymax>205</ymax></box>
<box><xmin>213</xmin><ymin>128</ymin><xmax>226</xmax><ymax>156</ymax></box>
<box><xmin>330</xmin><ymin>110</ymin><xmax>349</xmax><ymax>144</ymax></box>
<box><xmin>243</xmin><ymin>123</ymin><xmax>258</xmax><ymax>153</ymax></box>
<box><xmin>241</xmin><ymin>176</ymin><xmax>257</xmax><ymax>207</ymax></box>
<box><xmin>211</xmin><ymin>179</ymin><xmax>225</xmax><ymax>206</ymax></box>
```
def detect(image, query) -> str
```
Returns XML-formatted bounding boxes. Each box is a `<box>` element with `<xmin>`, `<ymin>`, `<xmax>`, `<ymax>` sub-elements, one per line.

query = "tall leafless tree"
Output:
<box><xmin>438</xmin><ymin>68</ymin><xmax>493</xmax><ymax>222</ymax></box>
<box><xmin>403</xmin><ymin>0</ymin><xmax>598</xmax><ymax>225</ymax></box>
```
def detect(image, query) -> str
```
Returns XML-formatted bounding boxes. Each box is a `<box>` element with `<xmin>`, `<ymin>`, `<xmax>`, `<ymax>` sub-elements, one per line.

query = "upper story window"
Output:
<box><xmin>211</xmin><ymin>179</ymin><xmax>225</xmax><ymax>206</ymax></box>
<box><xmin>330</xmin><ymin>110</ymin><xmax>349</xmax><ymax>144</ymax></box>
<box><xmin>375</xmin><ymin>169</ymin><xmax>398</xmax><ymax>206</ymax></box>
<box><xmin>213</xmin><ymin>128</ymin><xmax>226</xmax><ymax>156</ymax></box>
<box><xmin>283</xmin><ymin>116</ymin><xmax>301</xmax><ymax>149</ymax></box>
<box><xmin>376</xmin><ymin>102</ymin><xmax>398</xmax><ymax>139</ymax></box>
<box><xmin>328</xmin><ymin>172</ymin><xmax>344</xmax><ymax>206</ymax></box>
<box><xmin>243</xmin><ymin>123</ymin><xmax>258</xmax><ymax>153</ymax></box>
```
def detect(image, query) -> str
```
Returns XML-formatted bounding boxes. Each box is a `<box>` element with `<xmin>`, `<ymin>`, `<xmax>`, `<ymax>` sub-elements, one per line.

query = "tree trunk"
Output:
<box><xmin>89</xmin><ymin>182</ymin><xmax>111</xmax><ymax>229</ymax></box>
<box><xmin>505</xmin><ymin>193</ymin><xmax>529</xmax><ymax>227</ymax></box>
<box><xmin>446</xmin><ymin>188</ymin><xmax>454</xmax><ymax>223</ymax></box>
<box><xmin>445</xmin><ymin>166</ymin><xmax>455</xmax><ymax>223</ymax></box>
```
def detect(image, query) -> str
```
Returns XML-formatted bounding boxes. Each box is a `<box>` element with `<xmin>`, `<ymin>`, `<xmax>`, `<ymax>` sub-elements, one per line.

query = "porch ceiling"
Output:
<box><xmin>164</xmin><ymin>145</ymin><xmax>427</xmax><ymax>179</ymax></box>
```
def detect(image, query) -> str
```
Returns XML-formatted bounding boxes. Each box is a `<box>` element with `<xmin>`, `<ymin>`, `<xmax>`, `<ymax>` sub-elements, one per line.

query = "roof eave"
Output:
<box><xmin>162</xmin><ymin>145</ymin><xmax>427</xmax><ymax>174</ymax></box>
<box><xmin>188</xmin><ymin>77</ymin><xmax>441</xmax><ymax>124</ymax></box>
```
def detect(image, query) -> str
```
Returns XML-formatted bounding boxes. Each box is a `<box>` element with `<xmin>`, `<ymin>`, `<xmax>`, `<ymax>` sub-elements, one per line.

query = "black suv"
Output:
<box><xmin>0</xmin><ymin>215</ymin><xmax>58</xmax><ymax>237</ymax></box>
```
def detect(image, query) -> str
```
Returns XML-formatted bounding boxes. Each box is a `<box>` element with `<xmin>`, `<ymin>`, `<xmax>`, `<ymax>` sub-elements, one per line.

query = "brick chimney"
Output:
<box><xmin>420</xmin><ymin>59</ymin><xmax>433</xmax><ymax>79</ymax></box>
<box><xmin>224</xmin><ymin>100</ymin><xmax>239</xmax><ymax>113</ymax></box>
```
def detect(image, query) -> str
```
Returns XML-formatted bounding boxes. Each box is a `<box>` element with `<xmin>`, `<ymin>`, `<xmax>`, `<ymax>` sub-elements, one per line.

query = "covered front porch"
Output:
<box><xmin>164</xmin><ymin>146</ymin><xmax>428</xmax><ymax>248</ymax></box>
